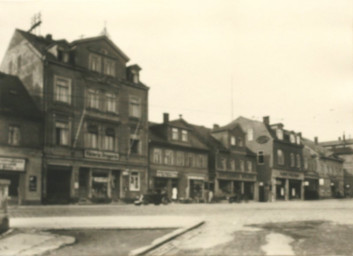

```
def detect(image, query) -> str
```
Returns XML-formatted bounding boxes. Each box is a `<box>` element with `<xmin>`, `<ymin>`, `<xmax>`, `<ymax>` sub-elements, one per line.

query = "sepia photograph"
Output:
<box><xmin>0</xmin><ymin>0</ymin><xmax>352</xmax><ymax>255</ymax></box>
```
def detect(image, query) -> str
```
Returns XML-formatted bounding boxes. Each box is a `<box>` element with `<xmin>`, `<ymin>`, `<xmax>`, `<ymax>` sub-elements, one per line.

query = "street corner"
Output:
<box><xmin>0</xmin><ymin>229</ymin><xmax>75</xmax><ymax>256</ymax></box>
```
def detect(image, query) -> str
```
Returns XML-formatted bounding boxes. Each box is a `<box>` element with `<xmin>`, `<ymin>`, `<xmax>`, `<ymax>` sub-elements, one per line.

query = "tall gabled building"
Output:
<box><xmin>1</xmin><ymin>29</ymin><xmax>149</xmax><ymax>203</ymax></box>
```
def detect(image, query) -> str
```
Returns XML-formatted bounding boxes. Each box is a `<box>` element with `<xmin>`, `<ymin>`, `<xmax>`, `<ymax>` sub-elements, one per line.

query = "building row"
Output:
<box><xmin>0</xmin><ymin>29</ymin><xmax>348</xmax><ymax>205</ymax></box>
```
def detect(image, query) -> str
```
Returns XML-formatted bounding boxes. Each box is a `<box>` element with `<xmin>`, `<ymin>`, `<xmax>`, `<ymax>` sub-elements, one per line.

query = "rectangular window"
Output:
<box><xmin>8</xmin><ymin>126</ymin><xmax>20</xmax><ymax>146</ymax></box>
<box><xmin>277</xmin><ymin>149</ymin><xmax>285</xmax><ymax>165</ymax></box>
<box><xmin>55</xmin><ymin>122</ymin><xmax>69</xmax><ymax>146</ymax></box>
<box><xmin>187</xmin><ymin>153</ymin><xmax>194</xmax><ymax>167</ymax></box>
<box><xmin>103</xmin><ymin>128</ymin><xmax>115</xmax><ymax>151</ymax></box>
<box><xmin>238</xmin><ymin>137</ymin><xmax>243</xmax><ymax>147</ymax></box>
<box><xmin>172</xmin><ymin>128</ymin><xmax>179</xmax><ymax>140</ymax></box>
<box><xmin>230</xmin><ymin>136</ymin><xmax>236</xmax><ymax>146</ymax></box>
<box><xmin>197</xmin><ymin>155</ymin><xmax>204</xmax><ymax>168</ymax></box>
<box><xmin>176</xmin><ymin>151</ymin><xmax>185</xmax><ymax>166</ymax></box>
<box><xmin>247</xmin><ymin>129</ymin><xmax>254</xmax><ymax>141</ymax></box>
<box><xmin>129</xmin><ymin>172</ymin><xmax>140</xmax><ymax>191</ymax></box>
<box><xmin>130</xmin><ymin>136</ymin><xmax>140</xmax><ymax>155</ymax></box>
<box><xmin>129</xmin><ymin>97</ymin><xmax>141</xmax><ymax>118</ymax></box>
<box><xmin>54</xmin><ymin>76</ymin><xmax>71</xmax><ymax>104</ymax></box>
<box><xmin>164</xmin><ymin>150</ymin><xmax>174</xmax><ymax>165</ymax></box>
<box><xmin>104</xmin><ymin>58</ymin><xmax>115</xmax><ymax>76</ymax></box>
<box><xmin>219</xmin><ymin>158</ymin><xmax>227</xmax><ymax>170</ymax></box>
<box><xmin>240</xmin><ymin>160</ymin><xmax>245</xmax><ymax>172</ymax></box>
<box><xmin>153</xmin><ymin>148</ymin><xmax>162</xmax><ymax>164</ymax></box>
<box><xmin>257</xmin><ymin>151</ymin><xmax>264</xmax><ymax>164</ymax></box>
<box><xmin>88</xmin><ymin>89</ymin><xmax>100</xmax><ymax>109</ymax></box>
<box><xmin>106</xmin><ymin>93</ymin><xmax>117</xmax><ymax>113</ymax></box>
<box><xmin>296</xmin><ymin>154</ymin><xmax>301</xmax><ymax>168</ymax></box>
<box><xmin>181</xmin><ymin>130</ymin><xmax>188</xmax><ymax>142</ymax></box>
<box><xmin>247</xmin><ymin>161</ymin><xmax>253</xmax><ymax>172</ymax></box>
<box><xmin>89</xmin><ymin>53</ymin><xmax>101</xmax><ymax>72</ymax></box>
<box><xmin>230</xmin><ymin>160</ymin><xmax>235</xmax><ymax>171</ymax></box>
<box><xmin>87</xmin><ymin>125</ymin><xmax>98</xmax><ymax>149</ymax></box>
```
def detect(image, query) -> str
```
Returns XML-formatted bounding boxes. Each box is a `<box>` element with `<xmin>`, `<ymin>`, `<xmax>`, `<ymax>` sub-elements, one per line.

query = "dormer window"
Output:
<box><xmin>62</xmin><ymin>52</ymin><xmax>69</xmax><ymax>63</ymax></box>
<box><xmin>89</xmin><ymin>53</ymin><xmax>101</xmax><ymax>72</ymax></box>
<box><xmin>247</xmin><ymin>128</ymin><xmax>254</xmax><ymax>141</ymax></box>
<box><xmin>104</xmin><ymin>58</ymin><xmax>115</xmax><ymax>77</ymax></box>
<box><xmin>290</xmin><ymin>134</ymin><xmax>296</xmax><ymax>143</ymax></box>
<box><xmin>276</xmin><ymin>129</ymin><xmax>283</xmax><ymax>140</ymax></box>
<box><xmin>132</xmin><ymin>70</ymin><xmax>139</xmax><ymax>83</ymax></box>
<box><xmin>238</xmin><ymin>137</ymin><xmax>243</xmax><ymax>147</ymax></box>
<box><xmin>296</xmin><ymin>136</ymin><xmax>301</xmax><ymax>145</ymax></box>
<box><xmin>172</xmin><ymin>128</ymin><xmax>179</xmax><ymax>140</ymax></box>
<box><xmin>181</xmin><ymin>130</ymin><xmax>188</xmax><ymax>142</ymax></box>
<box><xmin>230</xmin><ymin>136</ymin><xmax>236</xmax><ymax>146</ymax></box>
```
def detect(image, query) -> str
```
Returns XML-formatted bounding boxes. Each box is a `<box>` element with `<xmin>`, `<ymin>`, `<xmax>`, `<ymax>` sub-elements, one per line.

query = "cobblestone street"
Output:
<box><xmin>8</xmin><ymin>199</ymin><xmax>353</xmax><ymax>255</ymax></box>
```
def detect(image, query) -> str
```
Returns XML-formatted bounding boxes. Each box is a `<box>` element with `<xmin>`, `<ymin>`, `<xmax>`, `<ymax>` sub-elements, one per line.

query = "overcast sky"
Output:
<box><xmin>0</xmin><ymin>0</ymin><xmax>352</xmax><ymax>141</ymax></box>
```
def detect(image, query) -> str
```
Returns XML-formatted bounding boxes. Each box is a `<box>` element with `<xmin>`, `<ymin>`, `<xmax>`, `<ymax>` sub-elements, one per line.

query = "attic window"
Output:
<box><xmin>276</xmin><ymin>129</ymin><xmax>283</xmax><ymax>140</ymax></box>
<box><xmin>131</xmin><ymin>70</ymin><xmax>139</xmax><ymax>83</ymax></box>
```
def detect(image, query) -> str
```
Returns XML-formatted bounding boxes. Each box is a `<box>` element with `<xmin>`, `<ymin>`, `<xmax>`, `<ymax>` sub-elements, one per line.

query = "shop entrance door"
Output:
<box><xmin>111</xmin><ymin>171</ymin><xmax>121</xmax><ymax>202</ymax></box>
<box><xmin>78</xmin><ymin>168</ymin><xmax>89</xmax><ymax>199</ymax></box>
<box><xmin>0</xmin><ymin>171</ymin><xmax>19</xmax><ymax>204</ymax></box>
<box><xmin>189</xmin><ymin>179</ymin><xmax>204</xmax><ymax>202</ymax></box>
<box><xmin>244</xmin><ymin>182</ymin><xmax>254</xmax><ymax>200</ymax></box>
<box><xmin>289</xmin><ymin>180</ymin><xmax>301</xmax><ymax>199</ymax></box>
<box><xmin>46</xmin><ymin>167</ymin><xmax>71</xmax><ymax>204</ymax></box>
<box><xmin>275</xmin><ymin>178</ymin><xmax>285</xmax><ymax>200</ymax></box>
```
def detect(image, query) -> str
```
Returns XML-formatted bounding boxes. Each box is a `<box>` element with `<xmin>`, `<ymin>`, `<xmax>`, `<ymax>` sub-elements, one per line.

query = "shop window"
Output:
<box><xmin>296</xmin><ymin>154</ymin><xmax>301</xmax><ymax>168</ymax></box>
<box><xmin>164</xmin><ymin>150</ymin><xmax>174</xmax><ymax>165</ymax></box>
<box><xmin>172</xmin><ymin>128</ymin><xmax>179</xmax><ymax>140</ymax></box>
<box><xmin>130</xmin><ymin>135</ymin><xmax>141</xmax><ymax>155</ymax></box>
<box><xmin>129</xmin><ymin>97</ymin><xmax>141</xmax><ymax>118</ymax></box>
<box><xmin>176</xmin><ymin>151</ymin><xmax>185</xmax><ymax>166</ymax></box>
<box><xmin>87</xmin><ymin>125</ymin><xmax>98</xmax><ymax>149</ymax></box>
<box><xmin>277</xmin><ymin>149</ymin><xmax>284</xmax><ymax>165</ymax></box>
<box><xmin>103</xmin><ymin>128</ymin><xmax>115</xmax><ymax>151</ymax></box>
<box><xmin>129</xmin><ymin>172</ymin><xmax>140</xmax><ymax>191</ymax></box>
<box><xmin>104</xmin><ymin>58</ymin><xmax>115</xmax><ymax>77</ymax></box>
<box><xmin>181</xmin><ymin>130</ymin><xmax>188</xmax><ymax>142</ymax></box>
<box><xmin>54</xmin><ymin>76</ymin><xmax>71</xmax><ymax>104</ymax></box>
<box><xmin>247</xmin><ymin>161</ymin><xmax>253</xmax><ymax>172</ymax></box>
<box><xmin>55</xmin><ymin>121</ymin><xmax>70</xmax><ymax>146</ymax></box>
<box><xmin>8</xmin><ymin>126</ymin><xmax>20</xmax><ymax>146</ymax></box>
<box><xmin>247</xmin><ymin>128</ymin><xmax>254</xmax><ymax>141</ymax></box>
<box><xmin>88</xmin><ymin>89</ymin><xmax>100</xmax><ymax>109</ymax></box>
<box><xmin>153</xmin><ymin>148</ymin><xmax>162</xmax><ymax>164</ymax></box>
<box><xmin>257</xmin><ymin>151</ymin><xmax>264</xmax><ymax>164</ymax></box>
<box><xmin>290</xmin><ymin>153</ymin><xmax>295</xmax><ymax>167</ymax></box>
<box><xmin>230</xmin><ymin>136</ymin><xmax>236</xmax><ymax>146</ymax></box>
<box><xmin>89</xmin><ymin>53</ymin><xmax>101</xmax><ymax>72</ymax></box>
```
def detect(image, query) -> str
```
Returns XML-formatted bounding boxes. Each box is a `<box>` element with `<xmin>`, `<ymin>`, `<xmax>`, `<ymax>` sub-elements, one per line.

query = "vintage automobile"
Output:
<box><xmin>0</xmin><ymin>179</ymin><xmax>10</xmax><ymax>233</ymax></box>
<box><xmin>134</xmin><ymin>189</ymin><xmax>170</xmax><ymax>206</ymax></box>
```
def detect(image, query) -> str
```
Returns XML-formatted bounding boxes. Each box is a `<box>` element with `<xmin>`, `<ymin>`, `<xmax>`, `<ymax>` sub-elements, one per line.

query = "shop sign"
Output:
<box><xmin>93</xmin><ymin>177</ymin><xmax>109</xmax><ymax>183</ymax></box>
<box><xmin>84</xmin><ymin>150</ymin><xmax>119</xmax><ymax>161</ymax></box>
<box><xmin>0</xmin><ymin>157</ymin><xmax>25</xmax><ymax>171</ymax></box>
<box><xmin>156</xmin><ymin>170</ymin><xmax>178</xmax><ymax>178</ymax></box>
<box><xmin>188</xmin><ymin>176</ymin><xmax>205</xmax><ymax>181</ymax></box>
<box><xmin>273</xmin><ymin>169</ymin><xmax>304</xmax><ymax>180</ymax></box>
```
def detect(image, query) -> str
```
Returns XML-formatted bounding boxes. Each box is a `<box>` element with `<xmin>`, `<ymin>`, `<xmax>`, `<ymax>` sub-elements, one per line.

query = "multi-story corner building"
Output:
<box><xmin>302</xmin><ymin>137</ymin><xmax>344</xmax><ymax>199</ymax></box>
<box><xmin>191</xmin><ymin>124</ymin><xmax>258</xmax><ymax>201</ymax></box>
<box><xmin>0</xmin><ymin>72</ymin><xmax>42</xmax><ymax>204</ymax></box>
<box><xmin>148</xmin><ymin>114</ymin><xmax>209</xmax><ymax>201</ymax></box>
<box><xmin>1</xmin><ymin>29</ymin><xmax>149</xmax><ymax>203</ymax></box>
<box><xmin>227</xmin><ymin>116</ymin><xmax>305</xmax><ymax>202</ymax></box>
<box><xmin>320</xmin><ymin>136</ymin><xmax>353</xmax><ymax>197</ymax></box>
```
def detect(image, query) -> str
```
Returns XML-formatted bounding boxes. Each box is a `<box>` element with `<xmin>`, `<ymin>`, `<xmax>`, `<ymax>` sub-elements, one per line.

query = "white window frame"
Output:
<box><xmin>130</xmin><ymin>134</ymin><xmax>141</xmax><ymax>155</ymax></box>
<box><xmin>153</xmin><ymin>148</ymin><xmax>162</xmax><ymax>164</ymax></box>
<box><xmin>240</xmin><ymin>160</ymin><xmax>245</xmax><ymax>172</ymax></box>
<box><xmin>276</xmin><ymin>129</ymin><xmax>283</xmax><ymax>140</ymax></box>
<box><xmin>290</xmin><ymin>134</ymin><xmax>296</xmax><ymax>144</ymax></box>
<box><xmin>55</xmin><ymin>121</ymin><xmax>70</xmax><ymax>146</ymax></box>
<box><xmin>103</xmin><ymin>134</ymin><xmax>114</xmax><ymax>151</ymax></box>
<box><xmin>230</xmin><ymin>160</ymin><xmax>235</xmax><ymax>171</ymax></box>
<box><xmin>54</xmin><ymin>76</ymin><xmax>71</xmax><ymax>104</ymax></box>
<box><xmin>106</xmin><ymin>93</ymin><xmax>117</xmax><ymax>113</ymax></box>
<box><xmin>277</xmin><ymin>149</ymin><xmax>285</xmax><ymax>165</ymax></box>
<box><xmin>164</xmin><ymin>150</ymin><xmax>174</xmax><ymax>165</ymax></box>
<box><xmin>104</xmin><ymin>58</ymin><xmax>115</xmax><ymax>76</ymax></box>
<box><xmin>257</xmin><ymin>151</ymin><xmax>264</xmax><ymax>164</ymax></box>
<box><xmin>129</xmin><ymin>96</ymin><xmax>141</xmax><ymax>118</ymax></box>
<box><xmin>89</xmin><ymin>53</ymin><xmax>102</xmax><ymax>72</ymax></box>
<box><xmin>129</xmin><ymin>171</ymin><xmax>140</xmax><ymax>191</ymax></box>
<box><xmin>247</xmin><ymin>128</ymin><xmax>254</xmax><ymax>141</ymax></box>
<box><xmin>247</xmin><ymin>161</ymin><xmax>253</xmax><ymax>172</ymax></box>
<box><xmin>176</xmin><ymin>151</ymin><xmax>185</xmax><ymax>166</ymax></box>
<box><xmin>88</xmin><ymin>89</ymin><xmax>100</xmax><ymax>109</ymax></box>
<box><xmin>296</xmin><ymin>136</ymin><xmax>301</xmax><ymax>145</ymax></box>
<box><xmin>181</xmin><ymin>130</ymin><xmax>188</xmax><ymax>142</ymax></box>
<box><xmin>230</xmin><ymin>136</ymin><xmax>236</xmax><ymax>146</ymax></box>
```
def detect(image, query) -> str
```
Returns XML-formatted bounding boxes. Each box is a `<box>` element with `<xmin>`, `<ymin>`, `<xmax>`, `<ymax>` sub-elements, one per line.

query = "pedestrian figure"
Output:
<box><xmin>208</xmin><ymin>190</ymin><xmax>213</xmax><ymax>203</ymax></box>
<box><xmin>172</xmin><ymin>186</ymin><xmax>178</xmax><ymax>202</ymax></box>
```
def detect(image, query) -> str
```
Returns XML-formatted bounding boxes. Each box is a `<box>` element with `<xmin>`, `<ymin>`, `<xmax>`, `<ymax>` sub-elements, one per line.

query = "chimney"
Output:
<box><xmin>314</xmin><ymin>137</ymin><xmax>318</xmax><ymax>145</ymax></box>
<box><xmin>213</xmin><ymin>124</ymin><xmax>220</xmax><ymax>130</ymax></box>
<box><xmin>179</xmin><ymin>114</ymin><xmax>183</xmax><ymax>119</ymax></box>
<box><xmin>163</xmin><ymin>113</ymin><xmax>169</xmax><ymax>124</ymax></box>
<box><xmin>263</xmin><ymin>116</ymin><xmax>270</xmax><ymax>125</ymax></box>
<box><xmin>45</xmin><ymin>34</ymin><xmax>53</xmax><ymax>41</ymax></box>
<box><xmin>343</xmin><ymin>133</ymin><xmax>346</xmax><ymax>141</ymax></box>
<box><xmin>338</xmin><ymin>137</ymin><xmax>341</xmax><ymax>141</ymax></box>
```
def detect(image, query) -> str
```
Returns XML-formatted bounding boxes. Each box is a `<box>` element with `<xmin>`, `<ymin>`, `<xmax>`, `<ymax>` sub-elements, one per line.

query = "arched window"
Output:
<box><xmin>277</xmin><ymin>149</ymin><xmax>284</xmax><ymax>165</ymax></box>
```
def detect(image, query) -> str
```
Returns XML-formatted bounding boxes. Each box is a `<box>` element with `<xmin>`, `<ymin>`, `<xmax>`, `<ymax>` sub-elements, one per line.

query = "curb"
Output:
<box><xmin>129</xmin><ymin>220</ymin><xmax>205</xmax><ymax>256</ymax></box>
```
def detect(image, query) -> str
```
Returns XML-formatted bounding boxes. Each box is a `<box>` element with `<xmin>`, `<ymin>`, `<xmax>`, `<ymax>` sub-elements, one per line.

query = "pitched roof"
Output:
<box><xmin>320</xmin><ymin>139</ymin><xmax>353</xmax><ymax>147</ymax></box>
<box><xmin>0</xmin><ymin>72</ymin><xmax>41</xmax><ymax>120</ymax></box>
<box><xmin>302</xmin><ymin>137</ymin><xmax>343</xmax><ymax>162</ymax></box>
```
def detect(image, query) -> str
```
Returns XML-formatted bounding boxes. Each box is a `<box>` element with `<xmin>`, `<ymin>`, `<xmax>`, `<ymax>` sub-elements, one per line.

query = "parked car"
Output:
<box><xmin>134</xmin><ymin>189</ymin><xmax>170</xmax><ymax>206</ymax></box>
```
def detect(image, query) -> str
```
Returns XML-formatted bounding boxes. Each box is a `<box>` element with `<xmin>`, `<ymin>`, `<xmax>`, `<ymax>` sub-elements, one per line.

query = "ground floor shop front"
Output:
<box><xmin>149</xmin><ymin>169</ymin><xmax>208</xmax><ymax>202</ymax></box>
<box><xmin>214</xmin><ymin>171</ymin><xmax>258</xmax><ymax>201</ymax></box>
<box><xmin>43</xmin><ymin>158</ymin><xmax>147</xmax><ymax>204</ymax></box>
<box><xmin>0</xmin><ymin>151</ymin><xmax>42</xmax><ymax>205</ymax></box>
<box><xmin>270</xmin><ymin>169</ymin><xmax>305</xmax><ymax>201</ymax></box>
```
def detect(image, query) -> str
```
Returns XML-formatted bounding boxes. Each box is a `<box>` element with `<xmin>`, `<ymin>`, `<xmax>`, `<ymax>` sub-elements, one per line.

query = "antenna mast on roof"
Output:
<box><xmin>100</xmin><ymin>20</ymin><xmax>110</xmax><ymax>38</ymax></box>
<box><xmin>28</xmin><ymin>12</ymin><xmax>42</xmax><ymax>35</ymax></box>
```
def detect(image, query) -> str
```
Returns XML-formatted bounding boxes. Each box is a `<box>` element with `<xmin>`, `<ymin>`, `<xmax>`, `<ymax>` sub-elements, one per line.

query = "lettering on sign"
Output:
<box><xmin>0</xmin><ymin>157</ymin><xmax>25</xmax><ymax>171</ymax></box>
<box><xmin>85</xmin><ymin>150</ymin><xmax>119</xmax><ymax>160</ymax></box>
<box><xmin>93</xmin><ymin>177</ymin><xmax>109</xmax><ymax>183</ymax></box>
<box><xmin>156</xmin><ymin>170</ymin><xmax>178</xmax><ymax>178</ymax></box>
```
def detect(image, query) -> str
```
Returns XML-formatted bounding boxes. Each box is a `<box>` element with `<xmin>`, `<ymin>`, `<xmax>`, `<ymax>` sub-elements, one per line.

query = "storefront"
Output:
<box><xmin>0</xmin><ymin>155</ymin><xmax>41</xmax><ymax>205</ymax></box>
<box><xmin>304</xmin><ymin>172</ymin><xmax>319</xmax><ymax>200</ymax></box>
<box><xmin>272</xmin><ymin>169</ymin><xmax>304</xmax><ymax>201</ymax></box>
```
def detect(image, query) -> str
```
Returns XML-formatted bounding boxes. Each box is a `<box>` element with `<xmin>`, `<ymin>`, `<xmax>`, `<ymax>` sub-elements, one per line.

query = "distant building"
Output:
<box><xmin>1</xmin><ymin>29</ymin><xmax>149</xmax><ymax>203</ymax></box>
<box><xmin>191</xmin><ymin>123</ymin><xmax>258</xmax><ymax>201</ymax></box>
<box><xmin>228</xmin><ymin>116</ymin><xmax>305</xmax><ymax>202</ymax></box>
<box><xmin>0</xmin><ymin>72</ymin><xmax>42</xmax><ymax>204</ymax></box>
<box><xmin>148</xmin><ymin>114</ymin><xmax>209</xmax><ymax>201</ymax></box>
<box><xmin>320</xmin><ymin>136</ymin><xmax>353</xmax><ymax>197</ymax></box>
<box><xmin>302</xmin><ymin>137</ymin><xmax>344</xmax><ymax>199</ymax></box>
